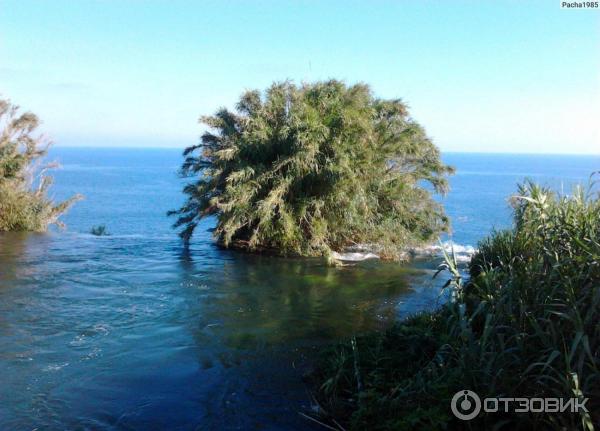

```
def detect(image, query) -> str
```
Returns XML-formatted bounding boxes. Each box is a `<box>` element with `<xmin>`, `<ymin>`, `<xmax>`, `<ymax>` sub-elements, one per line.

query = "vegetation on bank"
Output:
<box><xmin>310</xmin><ymin>180</ymin><xmax>599</xmax><ymax>430</ymax></box>
<box><xmin>170</xmin><ymin>80</ymin><xmax>454</xmax><ymax>258</ymax></box>
<box><xmin>0</xmin><ymin>98</ymin><xmax>81</xmax><ymax>232</ymax></box>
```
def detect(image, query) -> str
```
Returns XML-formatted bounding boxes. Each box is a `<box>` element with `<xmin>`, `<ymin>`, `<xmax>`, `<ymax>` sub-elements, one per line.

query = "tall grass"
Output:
<box><xmin>0</xmin><ymin>98</ymin><xmax>81</xmax><ymax>231</ymax></box>
<box><xmin>311</xmin><ymin>178</ymin><xmax>599</xmax><ymax>430</ymax></box>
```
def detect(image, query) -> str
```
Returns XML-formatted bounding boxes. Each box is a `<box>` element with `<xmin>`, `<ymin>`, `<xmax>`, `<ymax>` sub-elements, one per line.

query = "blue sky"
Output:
<box><xmin>1</xmin><ymin>0</ymin><xmax>598</xmax><ymax>153</ymax></box>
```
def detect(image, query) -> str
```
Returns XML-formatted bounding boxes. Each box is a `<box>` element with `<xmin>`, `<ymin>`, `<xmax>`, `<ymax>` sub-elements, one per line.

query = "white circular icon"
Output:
<box><xmin>451</xmin><ymin>390</ymin><xmax>481</xmax><ymax>420</ymax></box>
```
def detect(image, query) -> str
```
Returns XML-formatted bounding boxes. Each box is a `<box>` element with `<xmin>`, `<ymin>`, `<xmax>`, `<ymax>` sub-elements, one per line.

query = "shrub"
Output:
<box><xmin>90</xmin><ymin>225</ymin><xmax>110</xmax><ymax>236</ymax></box>
<box><xmin>0</xmin><ymin>98</ymin><xmax>81</xmax><ymax>231</ymax></box>
<box><xmin>170</xmin><ymin>80</ymin><xmax>453</xmax><ymax>258</ymax></box>
<box><xmin>311</xmin><ymin>178</ymin><xmax>600</xmax><ymax>430</ymax></box>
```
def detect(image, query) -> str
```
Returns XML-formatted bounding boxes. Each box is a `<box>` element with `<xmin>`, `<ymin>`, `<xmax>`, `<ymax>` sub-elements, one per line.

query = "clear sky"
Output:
<box><xmin>1</xmin><ymin>0</ymin><xmax>598</xmax><ymax>153</ymax></box>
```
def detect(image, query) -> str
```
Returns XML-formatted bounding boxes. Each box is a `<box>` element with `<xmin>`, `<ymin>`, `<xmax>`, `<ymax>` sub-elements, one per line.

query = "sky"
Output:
<box><xmin>1</xmin><ymin>0</ymin><xmax>598</xmax><ymax>154</ymax></box>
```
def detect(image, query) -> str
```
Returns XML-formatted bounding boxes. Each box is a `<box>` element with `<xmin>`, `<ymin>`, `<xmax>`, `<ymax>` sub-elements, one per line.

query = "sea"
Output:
<box><xmin>0</xmin><ymin>148</ymin><xmax>597</xmax><ymax>430</ymax></box>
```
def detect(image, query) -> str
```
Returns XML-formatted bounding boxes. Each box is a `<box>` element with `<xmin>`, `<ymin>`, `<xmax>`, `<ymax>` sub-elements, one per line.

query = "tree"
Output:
<box><xmin>0</xmin><ymin>98</ymin><xmax>81</xmax><ymax>231</ymax></box>
<box><xmin>170</xmin><ymin>80</ymin><xmax>453</xmax><ymax>258</ymax></box>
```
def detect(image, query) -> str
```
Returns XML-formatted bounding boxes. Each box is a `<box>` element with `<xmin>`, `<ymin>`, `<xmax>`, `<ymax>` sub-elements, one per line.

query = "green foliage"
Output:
<box><xmin>0</xmin><ymin>98</ymin><xmax>81</xmax><ymax>232</ymax></box>
<box><xmin>170</xmin><ymin>80</ymin><xmax>453</xmax><ymax>258</ymax></box>
<box><xmin>311</xmin><ymin>178</ymin><xmax>600</xmax><ymax>430</ymax></box>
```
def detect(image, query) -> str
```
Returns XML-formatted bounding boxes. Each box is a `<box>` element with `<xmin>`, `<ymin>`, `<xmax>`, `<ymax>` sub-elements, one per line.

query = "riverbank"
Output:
<box><xmin>309</xmin><ymin>181</ymin><xmax>600</xmax><ymax>430</ymax></box>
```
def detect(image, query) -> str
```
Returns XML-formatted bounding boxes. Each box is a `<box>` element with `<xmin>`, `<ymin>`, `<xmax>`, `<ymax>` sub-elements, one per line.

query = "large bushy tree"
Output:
<box><xmin>170</xmin><ymin>81</ymin><xmax>453</xmax><ymax>258</ymax></box>
<box><xmin>0</xmin><ymin>98</ymin><xmax>81</xmax><ymax>231</ymax></box>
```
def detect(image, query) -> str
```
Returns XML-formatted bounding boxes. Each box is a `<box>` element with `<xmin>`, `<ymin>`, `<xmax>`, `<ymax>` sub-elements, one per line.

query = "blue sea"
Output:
<box><xmin>0</xmin><ymin>148</ymin><xmax>597</xmax><ymax>430</ymax></box>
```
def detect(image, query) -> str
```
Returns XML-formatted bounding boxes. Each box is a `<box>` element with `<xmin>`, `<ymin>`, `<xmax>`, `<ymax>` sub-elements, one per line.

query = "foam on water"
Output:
<box><xmin>332</xmin><ymin>241</ymin><xmax>476</xmax><ymax>263</ymax></box>
<box><xmin>410</xmin><ymin>241</ymin><xmax>477</xmax><ymax>263</ymax></box>
<box><xmin>331</xmin><ymin>251</ymin><xmax>380</xmax><ymax>262</ymax></box>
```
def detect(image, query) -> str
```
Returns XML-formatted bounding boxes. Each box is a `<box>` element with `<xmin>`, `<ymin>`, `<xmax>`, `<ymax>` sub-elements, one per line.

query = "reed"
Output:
<box><xmin>0</xmin><ymin>98</ymin><xmax>81</xmax><ymax>232</ymax></box>
<box><xmin>311</xmin><ymin>177</ymin><xmax>599</xmax><ymax>430</ymax></box>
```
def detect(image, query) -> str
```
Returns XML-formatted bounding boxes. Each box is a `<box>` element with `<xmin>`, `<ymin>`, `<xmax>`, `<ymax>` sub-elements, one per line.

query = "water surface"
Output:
<box><xmin>0</xmin><ymin>148</ymin><xmax>597</xmax><ymax>429</ymax></box>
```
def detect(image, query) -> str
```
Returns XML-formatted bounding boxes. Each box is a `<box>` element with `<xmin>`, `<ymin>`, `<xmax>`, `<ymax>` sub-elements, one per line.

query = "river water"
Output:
<box><xmin>0</xmin><ymin>148</ymin><xmax>596</xmax><ymax>430</ymax></box>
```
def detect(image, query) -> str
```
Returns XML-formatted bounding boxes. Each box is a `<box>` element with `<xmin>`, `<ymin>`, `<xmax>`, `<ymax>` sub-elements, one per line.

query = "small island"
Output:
<box><xmin>169</xmin><ymin>80</ymin><xmax>454</xmax><ymax>261</ymax></box>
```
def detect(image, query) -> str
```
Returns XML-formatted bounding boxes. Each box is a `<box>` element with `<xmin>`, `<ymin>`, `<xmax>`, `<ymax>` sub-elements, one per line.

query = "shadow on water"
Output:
<box><xmin>183</xmin><ymin>252</ymin><xmax>420</xmax><ymax>348</ymax></box>
<box><xmin>0</xmin><ymin>232</ymin><xmax>44</xmax><ymax>282</ymax></box>
<box><xmin>0</xmin><ymin>232</ymin><xmax>438</xmax><ymax>430</ymax></box>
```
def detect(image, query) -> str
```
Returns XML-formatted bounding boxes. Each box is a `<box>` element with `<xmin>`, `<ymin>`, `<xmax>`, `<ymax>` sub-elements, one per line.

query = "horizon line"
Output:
<box><xmin>50</xmin><ymin>145</ymin><xmax>600</xmax><ymax>157</ymax></box>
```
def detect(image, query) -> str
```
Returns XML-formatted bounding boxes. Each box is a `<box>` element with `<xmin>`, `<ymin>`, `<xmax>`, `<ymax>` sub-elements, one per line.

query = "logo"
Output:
<box><xmin>451</xmin><ymin>390</ymin><xmax>481</xmax><ymax>420</ymax></box>
<box><xmin>451</xmin><ymin>390</ymin><xmax>590</xmax><ymax>421</ymax></box>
